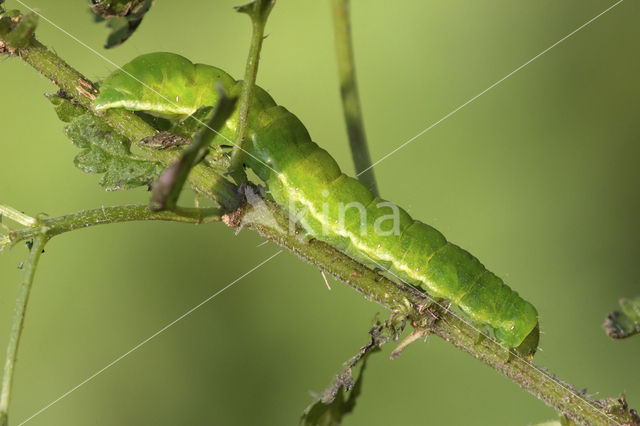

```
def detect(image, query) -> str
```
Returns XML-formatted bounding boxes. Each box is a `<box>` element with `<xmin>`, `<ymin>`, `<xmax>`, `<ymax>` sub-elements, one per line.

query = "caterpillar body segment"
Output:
<box><xmin>95</xmin><ymin>52</ymin><xmax>539</xmax><ymax>351</ymax></box>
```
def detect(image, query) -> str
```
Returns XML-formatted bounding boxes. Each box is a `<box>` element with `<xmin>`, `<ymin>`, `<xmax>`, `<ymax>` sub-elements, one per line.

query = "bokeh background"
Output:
<box><xmin>1</xmin><ymin>1</ymin><xmax>639</xmax><ymax>425</ymax></box>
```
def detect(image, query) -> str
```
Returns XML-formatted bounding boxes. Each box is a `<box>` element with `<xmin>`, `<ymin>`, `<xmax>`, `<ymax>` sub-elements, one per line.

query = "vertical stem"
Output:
<box><xmin>0</xmin><ymin>235</ymin><xmax>47</xmax><ymax>426</ymax></box>
<box><xmin>331</xmin><ymin>0</ymin><xmax>379</xmax><ymax>197</ymax></box>
<box><xmin>228</xmin><ymin>0</ymin><xmax>276</xmax><ymax>184</ymax></box>
<box><xmin>151</xmin><ymin>90</ymin><xmax>238</xmax><ymax>211</ymax></box>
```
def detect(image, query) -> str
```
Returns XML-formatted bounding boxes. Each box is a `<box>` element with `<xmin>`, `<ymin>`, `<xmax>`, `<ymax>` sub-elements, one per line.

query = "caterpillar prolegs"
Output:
<box><xmin>95</xmin><ymin>52</ymin><xmax>539</xmax><ymax>351</ymax></box>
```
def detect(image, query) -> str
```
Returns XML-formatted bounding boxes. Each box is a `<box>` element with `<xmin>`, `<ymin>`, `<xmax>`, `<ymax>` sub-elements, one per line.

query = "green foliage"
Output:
<box><xmin>47</xmin><ymin>92</ymin><xmax>85</xmax><ymax>122</ymax></box>
<box><xmin>49</xmin><ymin>94</ymin><xmax>163</xmax><ymax>191</ymax></box>
<box><xmin>67</xmin><ymin>115</ymin><xmax>163</xmax><ymax>190</ymax></box>
<box><xmin>90</xmin><ymin>0</ymin><xmax>153</xmax><ymax>48</ymax></box>
<box><xmin>300</xmin><ymin>362</ymin><xmax>366</xmax><ymax>426</ymax></box>
<box><xmin>300</xmin><ymin>318</ymin><xmax>402</xmax><ymax>426</ymax></box>
<box><xmin>603</xmin><ymin>297</ymin><xmax>640</xmax><ymax>339</ymax></box>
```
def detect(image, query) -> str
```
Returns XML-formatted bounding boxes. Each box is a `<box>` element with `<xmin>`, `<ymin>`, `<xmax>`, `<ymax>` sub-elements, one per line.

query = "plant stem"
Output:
<box><xmin>331</xmin><ymin>0</ymin><xmax>379</xmax><ymax>196</ymax></box>
<box><xmin>151</xmin><ymin>90</ymin><xmax>238</xmax><ymax>211</ymax></box>
<box><xmin>228</xmin><ymin>0</ymin><xmax>276</xmax><ymax>184</ymax></box>
<box><xmin>235</xmin><ymin>197</ymin><xmax>627</xmax><ymax>426</ymax></box>
<box><xmin>0</xmin><ymin>204</ymin><xmax>220</xmax><ymax>424</ymax></box>
<box><xmin>3</xmin><ymin>205</ymin><xmax>222</xmax><ymax>247</ymax></box>
<box><xmin>152</xmin><ymin>149</ymin><xmax>241</xmax><ymax>212</ymax></box>
<box><xmin>0</xmin><ymin>235</ymin><xmax>47</xmax><ymax>426</ymax></box>
<box><xmin>0</xmin><ymin>205</ymin><xmax>37</xmax><ymax>227</ymax></box>
<box><xmin>2</xmin><ymin>23</ymin><xmax>638</xmax><ymax>426</ymax></box>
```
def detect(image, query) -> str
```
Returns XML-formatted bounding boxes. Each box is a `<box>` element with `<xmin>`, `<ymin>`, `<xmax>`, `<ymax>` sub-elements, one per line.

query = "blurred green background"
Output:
<box><xmin>1</xmin><ymin>0</ymin><xmax>639</xmax><ymax>425</ymax></box>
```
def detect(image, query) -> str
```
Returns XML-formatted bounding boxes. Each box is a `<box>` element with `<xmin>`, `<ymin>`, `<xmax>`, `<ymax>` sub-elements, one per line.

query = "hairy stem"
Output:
<box><xmin>235</xmin><ymin>198</ymin><xmax>626</xmax><ymax>426</ymax></box>
<box><xmin>0</xmin><ymin>235</ymin><xmax>47</xmax><ymax>426</ymax></box>
<box><xmin>228</xmin><ymin>0</ymin><xmax>276</xmax><ymax>184</ymax></box>
<box><xmin>1</xmin><ymin>19</ymin><xmax>637</xmax><ymax>426</ymax></box>
<box><xmin>0</xmin><ymin>204</ymin><xmax>221</xmax><ymax>424</ymax></box>
<box><xmin>3</xmin><ymin>205</ymin><xmax>222</xmax><ymax>247</ymax></box>
<box><xmin>331</xmin><ymin>0</ymin><xmax>379</xmax><ymax>196</ymax></box>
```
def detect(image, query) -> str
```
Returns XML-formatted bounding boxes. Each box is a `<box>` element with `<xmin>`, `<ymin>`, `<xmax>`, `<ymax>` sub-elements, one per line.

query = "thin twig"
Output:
<box><xmin>390</xmin><ymin>327</ymin><xmax>431</xmax><ymax>361</ymax></box>
<box><xmin>4</xmin><ymin>205</ymin><xmax>223</xmax><ymax>247</ymax></box>
<box><xmin>151</xmin><ymin>88</ymin><xmax>238</xmax><ymax>211</ymax></box>
<box><xmin>331</xmin><ymin>0</ymin><xmax>379</xmax><ymax>196</ymax></box>
<box><xmin>0</xmin><ymin>234</ymin><xmax>47</xmax><ymax>426</ymax></box>
<box><xmin>228</xmin><ymin>0</ymin><xmax>276</xmax><ymax>184</ymax></box>
<box><xmin>0</xmin><ymin>203</ymin><xmax>221</xmax><ymax>425</ymax></box>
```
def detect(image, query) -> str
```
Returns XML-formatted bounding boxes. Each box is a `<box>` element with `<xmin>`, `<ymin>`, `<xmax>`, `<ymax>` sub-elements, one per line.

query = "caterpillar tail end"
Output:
<box><xmin>515</xmin><ymin>322</ymin><xmax>540</xmax><ymax>357</ymax></box>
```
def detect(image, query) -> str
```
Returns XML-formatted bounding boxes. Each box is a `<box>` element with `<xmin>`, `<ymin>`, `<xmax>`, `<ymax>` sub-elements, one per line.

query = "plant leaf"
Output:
<box><xmin>300</xmin><ymin>358</ymin><xmax>368</xmax><ymax>426</ymax></box>
<box><xmin>299</xmin><ymin>317</ymin><xmax>403</xmax><ymax>426</ymax></box>
<box><xmin>62</xmin><ymin>109</ymin><xmax>163</xmax><ymax>191</ymax></box>
<box><xmin>47</xmin><ymin>92</ymin><xmax>85</xmax><ymax>123</ymax></box>
<box><xmin>100</xmin><ymin>159</ymin><xmax>161</xmax><ymax>191</ymax></box>
<box><xmin>90</xmin><ymin>0</ymin><xmax>153</xmax><ymax>49</ymax></box>
<box><xmin>603</xmin><ymin>297</ymin><xmax>640</xmax><ymax>339</ymax></box>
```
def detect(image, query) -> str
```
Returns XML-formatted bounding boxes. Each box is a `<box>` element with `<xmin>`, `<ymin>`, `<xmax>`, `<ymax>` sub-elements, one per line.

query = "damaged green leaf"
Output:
<box><xmin>300</xmin><ymin>316</ymin><xmax>403</xmax><ymax>426</ymax></box>
<box><xmin>47</xmin><ymin>92</ymin><xmax>85</xmax><ymax>122</ymax></box>
<box><xmin>603</xmin><ymin>297</ymin><xmax>640</xmax><ymax>339</ymax></box>
<box><xmin>90</xmin><ymin>0</ymin><xmax>153</xmax><ymax>48</ymax></box>
<box><xmin>54</xmin><ymin>95</ymin><xmax>163</xmax><ymax>190</ymax></box>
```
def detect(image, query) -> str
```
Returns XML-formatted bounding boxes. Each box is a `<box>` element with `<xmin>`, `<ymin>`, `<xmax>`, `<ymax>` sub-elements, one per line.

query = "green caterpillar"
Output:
<box><xmin>95</xmin><ymin>52</ymin><xmax>539</xmax><ymax>351</ymax></box>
